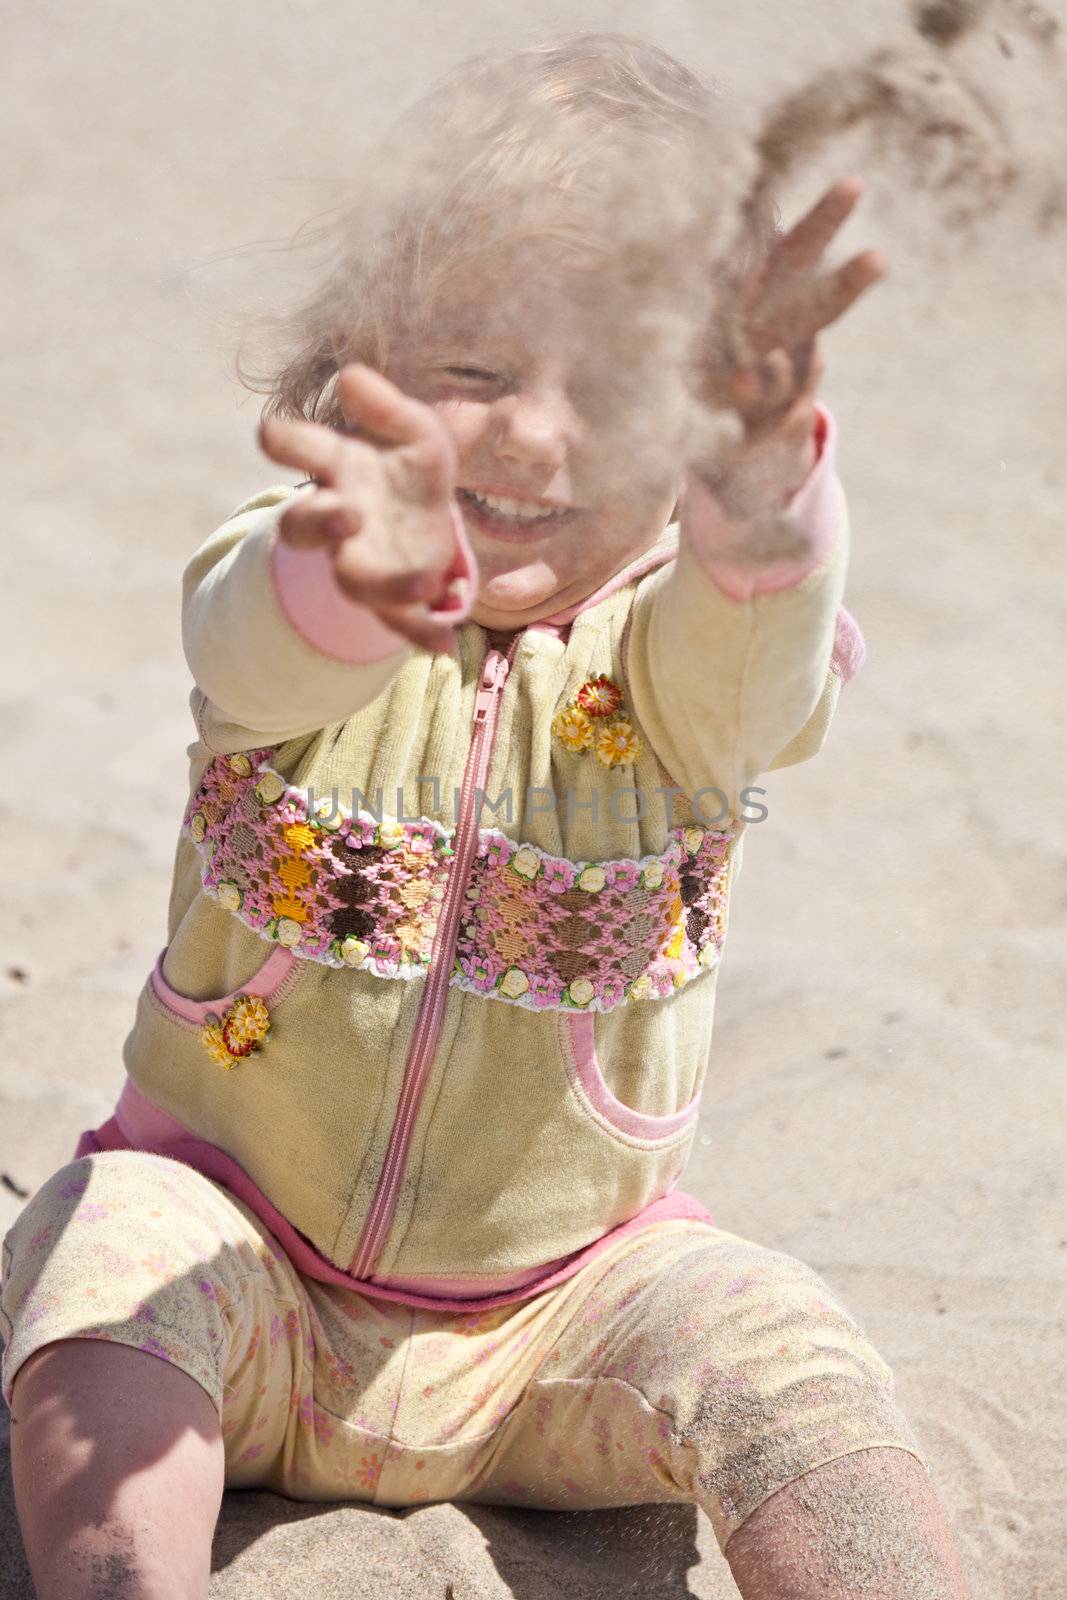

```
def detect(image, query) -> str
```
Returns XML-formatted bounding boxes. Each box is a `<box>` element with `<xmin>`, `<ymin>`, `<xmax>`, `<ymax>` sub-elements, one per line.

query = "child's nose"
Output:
<box><xmin>492</xmin><ymin>386</ymin><xmax>584</xmax><ymax>471</ymax></box>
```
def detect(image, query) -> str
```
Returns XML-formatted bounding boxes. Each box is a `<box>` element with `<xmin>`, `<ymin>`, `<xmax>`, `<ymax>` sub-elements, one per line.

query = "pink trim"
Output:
<box><xmin>681</xmin><ymin>403</ymin><xmax>839</xmax><ymax>602</ymax></box>
<box><xmin>831</xmin><ymin>603</ymin><xmax>866</xmax><ymax>683</ymax></box>
<box><xmin>348</xmin><ymin>634</ymin><xmax>523</xmax><ymax>1279</ymax></box>
<box><xmin>112</xmin><ymin>1077</ymin><xmax>196</xmax><ymax>1145</ymax></box>
<box><xmin>562</xmin><ymin>1013</ymin><xmax>701</xmax><ymax>1139</ymax></box>
<box><xmin>148</xmin><ymin>947</ymin><xmax>299</xmax><ymax>1026</ymax></box>
<box><xmin>269</xmin><ymin>501</ymin><xmax>479</xmax><ymax>664</ymax></box>
<box><xmin>72</xmin><ymin>1085</ymin><xmax>714</xmax><ymax>1312</ymax></box>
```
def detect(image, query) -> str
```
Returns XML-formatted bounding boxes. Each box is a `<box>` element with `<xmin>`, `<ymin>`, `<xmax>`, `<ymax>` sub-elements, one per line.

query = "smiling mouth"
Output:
<box><xmin>458</xmin><ymin>487</ymin><xmax>578</xmax><ymax>539</ymax></box>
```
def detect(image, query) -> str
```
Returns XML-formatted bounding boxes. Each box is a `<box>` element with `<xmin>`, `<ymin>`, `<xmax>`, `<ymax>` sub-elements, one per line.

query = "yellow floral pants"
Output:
<box><xmin>0</xmin><ymin>1150</ymin><xmax>925</xmax><ymax>1549</ymax></box>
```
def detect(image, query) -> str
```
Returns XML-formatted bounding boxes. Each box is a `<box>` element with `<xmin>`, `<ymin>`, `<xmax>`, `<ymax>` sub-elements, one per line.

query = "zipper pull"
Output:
<box><xmin>473</xmin><ymin>649</ymin><xmax>510</xmax><ymax>723</ymax></box>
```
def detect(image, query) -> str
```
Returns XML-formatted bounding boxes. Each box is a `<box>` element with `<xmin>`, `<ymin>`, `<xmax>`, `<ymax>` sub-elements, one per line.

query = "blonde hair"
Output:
<box><xmin>237</xmin><ymin>33</ymin><xmax>779</xmax><ymax>430</ymax></box>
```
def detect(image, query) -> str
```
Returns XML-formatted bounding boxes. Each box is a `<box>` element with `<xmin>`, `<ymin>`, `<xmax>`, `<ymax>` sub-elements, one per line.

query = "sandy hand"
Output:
<box><xmin>695</xmin><ymin>177</ymin><xmax>887</xmax><ymax>524</ymax></box>
<box><xmin>258</xmin><ymin>364</ymin><xmax>461</xmax><ymax>656</ymax></box>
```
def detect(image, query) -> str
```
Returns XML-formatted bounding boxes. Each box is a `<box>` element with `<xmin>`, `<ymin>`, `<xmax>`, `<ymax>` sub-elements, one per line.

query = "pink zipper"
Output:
<box><xmin>350</xmin><ymin>635</ymin><xmax>521</xmax><ymax>1278</ymax></box>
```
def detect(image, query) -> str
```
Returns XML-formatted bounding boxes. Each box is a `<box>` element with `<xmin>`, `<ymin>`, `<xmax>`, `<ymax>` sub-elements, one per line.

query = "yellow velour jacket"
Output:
<box><xmin>77</xmin><ymin>405</ymin><xmax>863</xmax><ymax>1309</ymax></box>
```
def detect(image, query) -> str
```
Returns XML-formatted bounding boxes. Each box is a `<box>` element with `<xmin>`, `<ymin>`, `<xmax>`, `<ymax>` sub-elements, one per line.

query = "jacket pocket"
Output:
<box><xmin>557</xmin><ymin>1010</ymin><xmax>701</xmax><ymax>1147</ymax></box>
<box><xmin>150</xmin><ymin>943</ymin><xmax>303</xmax><ymax>1027</ymax></box>
<box><xmin>147</xmin><ymin>939</ymin><xmax>306</xmax><ymax>1070</ymax></box>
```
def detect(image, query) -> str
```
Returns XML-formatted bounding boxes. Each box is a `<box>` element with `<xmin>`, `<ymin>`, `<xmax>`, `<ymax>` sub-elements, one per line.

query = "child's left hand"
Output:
<box><xmin>694</xmin><ymin>176</ymin><xmax>886</xmax><ymax>520</ymax></box>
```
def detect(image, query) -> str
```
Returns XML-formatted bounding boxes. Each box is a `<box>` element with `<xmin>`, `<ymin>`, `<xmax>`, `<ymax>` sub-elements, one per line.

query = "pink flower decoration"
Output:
<box><xmin>459</xmin><ymin>952</ymin><xmax>505</xmax><ymax>992</ymax></box>
<box><xmin>606</xmin><ymin>860</ymin><xmax>641</xmax><ymax>891</ymax></box>
<box><xmin>541</xmin><ymin>858</ymin><xmax>577</xmax><ymax>893</ymax></box>
<box><xmin>370</xmin><ymin>936</ymin><xmax>401</xmax><ymax>972</ymax></box>
<box><xmin>529</xmin><ymin>972</ymin><xmax>565</xmax><ymax>1007</ymax></box>
<box><xmin>599</xmin><ymin>976</ymin><xmax>627</xmax><ymax>1008</ymax></box>
<box><xmin>483</xmin><ymin>834</ymin><xmax>515</xmax><ymax>868</ymax></box>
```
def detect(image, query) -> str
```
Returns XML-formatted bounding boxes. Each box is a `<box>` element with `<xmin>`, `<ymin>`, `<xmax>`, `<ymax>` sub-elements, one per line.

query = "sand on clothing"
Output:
<box><xmin>1</xmin><ymin>1</ymin><xmax>1065</xmax><ymax>1595</ymax></box>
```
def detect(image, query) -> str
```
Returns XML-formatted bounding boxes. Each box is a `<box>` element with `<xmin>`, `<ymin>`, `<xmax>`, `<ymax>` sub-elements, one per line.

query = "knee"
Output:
<box><xmin>638</xmin><ymin>1231</ymin><xmax>901</xmax><ymax>1408</ymax></box>
<box><xmin>5</xmin><ymin>1150</ymin><xmax>222</xmax><ymax>1245</ymax></box>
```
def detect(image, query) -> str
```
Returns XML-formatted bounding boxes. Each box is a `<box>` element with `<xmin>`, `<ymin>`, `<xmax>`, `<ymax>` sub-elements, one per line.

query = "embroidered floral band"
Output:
<box><xmin>183</xmin><ymin>751</ymin><xmax>732</xmax><ymax>1013</ymax></box>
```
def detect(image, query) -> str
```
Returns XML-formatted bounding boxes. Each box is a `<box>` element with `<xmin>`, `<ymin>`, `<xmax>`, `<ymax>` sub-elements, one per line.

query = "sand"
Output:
<box><xmin>2</xmin><ymin>1</ymin><xmax>1065</xmax><ymax>1595</ymax></box>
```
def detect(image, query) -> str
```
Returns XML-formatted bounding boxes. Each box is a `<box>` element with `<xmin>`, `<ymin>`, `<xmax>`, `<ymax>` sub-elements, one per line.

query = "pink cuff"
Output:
<box><xmin>682</xmin><ymin>402</ymin><xmax>839</xmax><ymax>602</ymax></box>
<box><xmin>831</xmin><ymin>603</ymin><xmax>866</xmax><ymax>684</ymax></box>
<box><xmin>270</xmin><ymin>501</ymin><xmax>479</xmax><ymax>665</ymax></box>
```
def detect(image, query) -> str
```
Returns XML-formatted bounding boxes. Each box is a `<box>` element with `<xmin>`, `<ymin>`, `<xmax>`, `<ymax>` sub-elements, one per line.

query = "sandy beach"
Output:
<box><xmin>2</xmin><ymin>2</ymin><xmax>1065</xmax><ymax>1595</ymax></box>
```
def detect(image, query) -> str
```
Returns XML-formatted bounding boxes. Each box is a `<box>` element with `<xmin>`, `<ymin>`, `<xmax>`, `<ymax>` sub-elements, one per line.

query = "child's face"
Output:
<box><xmin>383</xmin><ymin>245</ymin><xmax>684</xmax><ymax>632</ymax></box>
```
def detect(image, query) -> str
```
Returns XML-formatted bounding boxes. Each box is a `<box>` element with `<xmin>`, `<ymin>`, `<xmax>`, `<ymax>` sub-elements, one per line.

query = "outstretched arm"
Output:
<box><xmin>184</xmin><ymin>365</ymin><xmax>479</xmax><ymax>751</ymax></box>
<box><xmin>626</xmin><ymin>178</ymin><xmax>882</xmax><ymax>812</ymax></box>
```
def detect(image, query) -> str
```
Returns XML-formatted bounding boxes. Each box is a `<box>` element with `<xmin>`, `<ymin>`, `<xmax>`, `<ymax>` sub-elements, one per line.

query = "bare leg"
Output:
<box><xmin>724</xmin><ymin>1446</ymin><xmax>970</xmax><ymax>1599</ymax></box>
<box><xmin>10</xmin><ymin>1336</ymin><xmax>225</xmax><ymax>1600</ymax></box>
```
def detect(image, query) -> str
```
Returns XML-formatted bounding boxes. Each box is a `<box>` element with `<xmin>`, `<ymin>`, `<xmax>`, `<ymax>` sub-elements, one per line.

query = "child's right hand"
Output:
<box><xmin>258</xmin><ymin>363</ymin><xmax>462</xmax><ymax>656</ymax></box>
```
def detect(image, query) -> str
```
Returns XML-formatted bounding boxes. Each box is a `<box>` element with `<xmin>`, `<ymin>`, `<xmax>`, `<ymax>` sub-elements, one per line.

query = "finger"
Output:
<box><xmin>337</xmin><ymin>364</ymin><xmax>446</xmax><ymax>452</ymax></box>
<box><xmin>278</xmin><ymin>490</ymin><xmax>363</xmax><ymax>549</ymax></box>
<box><xmin>733</xmin><ymin>344</ymin><xmax>806</xmax><ymax>419</ymax></box>
<box><xmin>258</xmin><ymin>415</ymin><xmax>348</xmax><ymax>486</ymax></box>
<box><xmin>331</xmin><ymin>535</ymin><xmax>453</xmax><ymax>607</ymax></box>
<box><xmin>373</xmin><ymin>600</ymin><xmax>460</xmax><ymax>658</ymax></box>
<box><xmin>753</xmin><ymin>348</ymin><xmax>795</xmax><ymax>408</ymax></box>
<box><xmin>731</xmin><ymin>339</ymin><xmax>824</xmax><ymax>438</ymax></box>
<box><xmin>752</xmin><ymin>249</ymin><xmax>887</xmax><ymax>351</ymax></box>
<box><xmin>764</xmin><ymin>176</ymin><xmax>865</xmax><ymax>282</ymax></box>
<box><xmin>795</xmin><ymin>249</ymin><xmax>887</xmax><ymax>342</ymax></box>
<box><xmin>334</xmin><ymin>562</ymin><xmax>452</xmax><ymax>606</ymax></box>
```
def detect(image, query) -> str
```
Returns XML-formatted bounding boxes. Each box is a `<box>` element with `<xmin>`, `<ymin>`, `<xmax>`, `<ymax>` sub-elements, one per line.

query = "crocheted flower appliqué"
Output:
<box><xmin>200</xmin><ymin>994</ymin><xmax>271</xmax><ymax>1068</ymax></box>
<box><xmin>594</xmin><ymin>719</ymin><xmax>641</xmax><ymax>768</ymax></box>
<box><xmin>552</xmin><ymin>677</ymin><xmax>642</xmax><ymax>767</ymax></box>
<box><xmin>551</xmin><ymin>706</ymin><xmax>594</xmax><ymax>752</ymax></box>
<box><xmin>576</xmin><ymin>674</ymin><xmax>623</xmax><ymax>717</ymax></box>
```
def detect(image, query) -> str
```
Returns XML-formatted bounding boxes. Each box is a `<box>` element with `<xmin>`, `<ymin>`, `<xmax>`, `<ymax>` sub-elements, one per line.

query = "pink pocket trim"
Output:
<box><xmin>561</xmin><ymin>1012</ymin><xmax>701</xmax><ymax>1140</ymax></box>
<box><xmin>149</xmin><ymin>946</ymin><xmax>300</xmax><ymax>1025</ymax></box>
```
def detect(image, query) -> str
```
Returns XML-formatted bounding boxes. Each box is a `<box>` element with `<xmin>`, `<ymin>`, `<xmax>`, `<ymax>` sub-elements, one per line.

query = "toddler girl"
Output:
<box><xmin>2</xmin><ymin>34</ymin><xmax>969</xmax><ymax>1600</ymax></box>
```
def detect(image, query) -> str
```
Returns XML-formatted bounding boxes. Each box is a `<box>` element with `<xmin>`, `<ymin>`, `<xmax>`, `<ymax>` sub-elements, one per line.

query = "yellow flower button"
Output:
<box><xmin>276</xmin><ymin>918</ymin><xmax>303</xmax><ymax>948</ymax></box>
<box><xmin>189</xmin><ymin>812</ymin><xmax>207</xmax><ymax>843</ymax></box>
<box><xmin>340</xmin><ymin>937</ymin><xmax>370</xmax><ymax>966</ymax></box>
<box><xmin>256</xmin><ymin>771</ymin><xmax>286</xmax><ymax>805</ymax></box>
<box><xmin>642</xmin><ymin>860</ymin><xmax>665</xmax><ymax>889</ymax></box>
<box><xmin>228</xmin><ymin>753</ymin><xmax>253</xmax><ymax>777</ymax></box>
<box><xmin>216</xmin><ymin>881</ymin><xmax>242</xmax><ymax>912</ymax></box>
<box><xmin>499</xmin><ymin>967</ymin><xmax>530</xmax><ymax>999</ymax></box>
<box><xmin>577</xmin><ymin>865</ymin><xmax>607</xmax><ymax>892</ymax></box>
<box><xmin>552</xmin><ymin>705</ymin><xmax>594</xmax><ymax>752</ymax></box>
<box><xmin>567</xmin><ymin>977</ymin><xmax>595</xmax><ymax>1006</ymax></box>
<box><xmin>594</xmin><ymin>719</ymin><xmax>642</xmax><ymax>768</ymax></box>
<box><xmin>314</xmin><ymin>800</ymin><xmax>344</xmax><ymax>833</ymax></box>
<box><xmin>510</xmin><ymin>845</ymin><xmax>541</xmax><ymax>881</ymax></box>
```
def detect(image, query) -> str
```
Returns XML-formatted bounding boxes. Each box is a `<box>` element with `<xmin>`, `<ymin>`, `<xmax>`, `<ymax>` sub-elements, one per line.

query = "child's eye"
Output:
<box><xmin>443</xmin><ymin>366</ymin><xmax>501</xmax><ymax>383</ymax></box>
